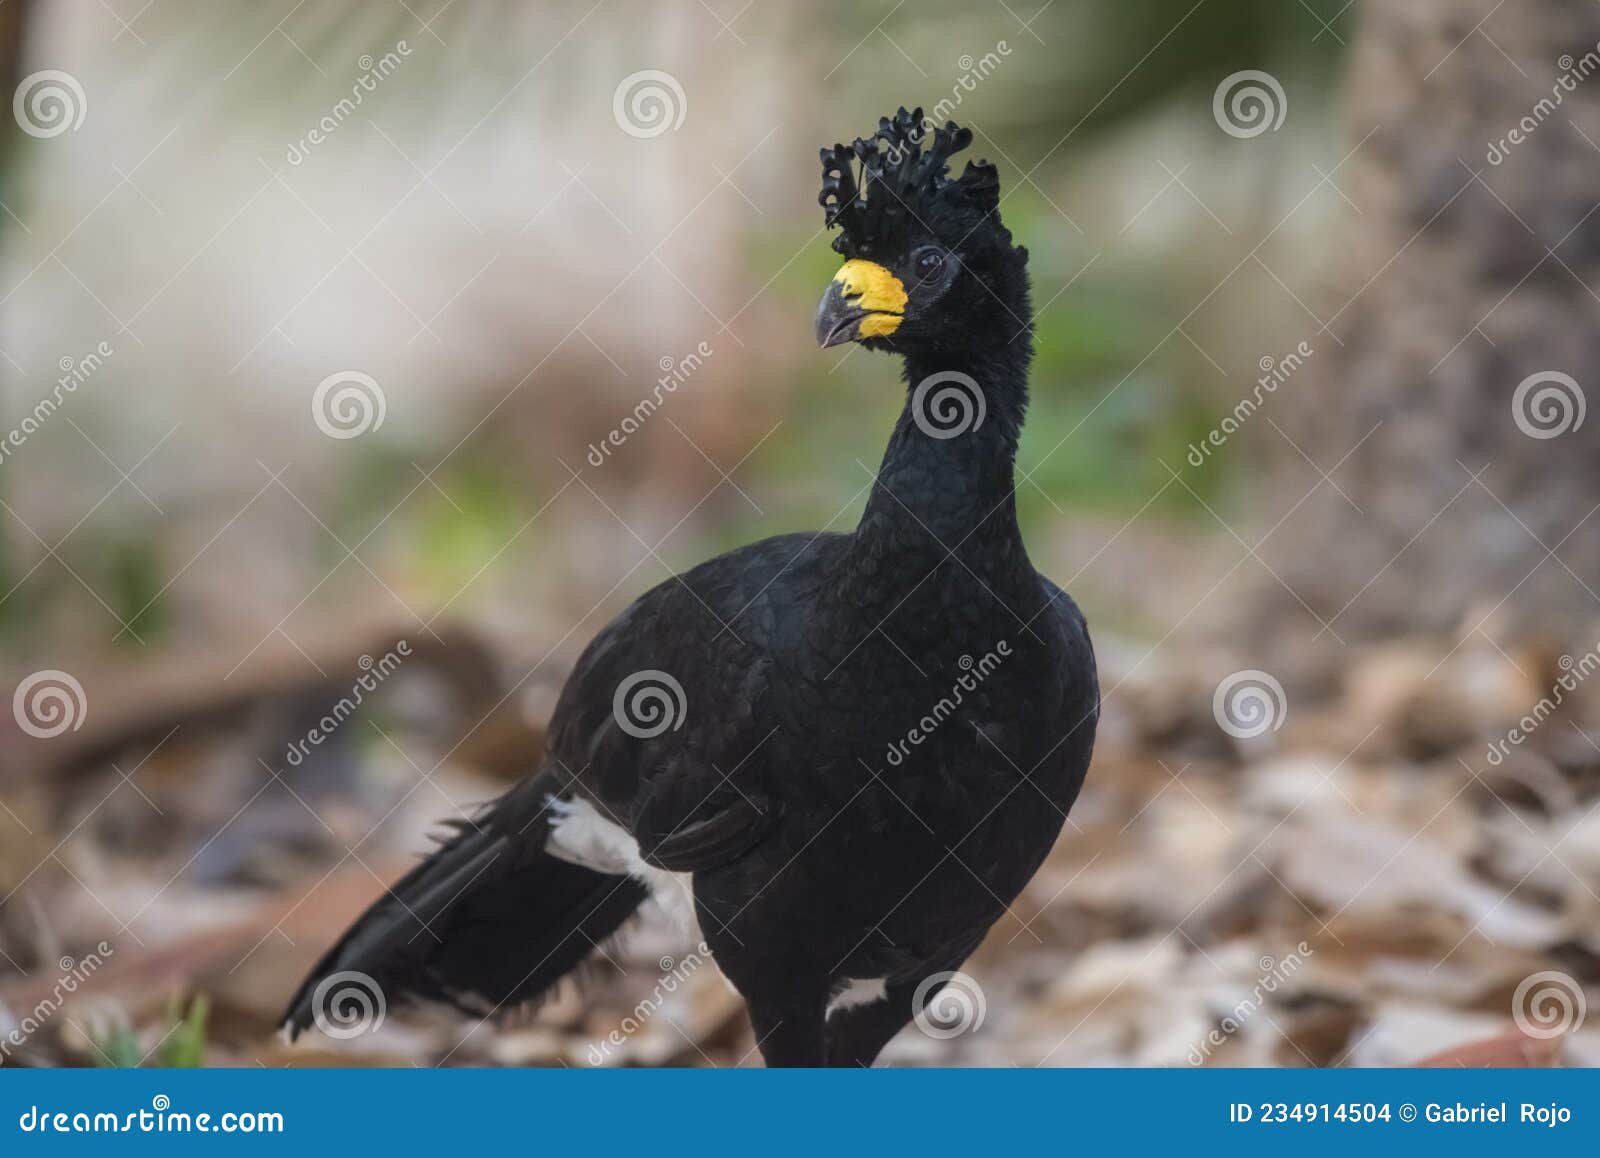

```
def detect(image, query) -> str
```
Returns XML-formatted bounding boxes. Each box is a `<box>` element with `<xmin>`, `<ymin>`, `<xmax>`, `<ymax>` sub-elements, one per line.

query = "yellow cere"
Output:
<box><xmin>858</xmin><ymin>313</ymin><xmax>903</xmax><ymax>338</ymax></box>
<box><xmin>833</xmin><ymin>259</ymin><xmax>907</xmax><ymax>334</ymax></box>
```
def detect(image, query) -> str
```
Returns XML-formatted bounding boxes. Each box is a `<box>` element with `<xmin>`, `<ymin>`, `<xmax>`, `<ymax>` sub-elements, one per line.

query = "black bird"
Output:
<box><xmin>283</xmin><ymin>108</ymin><xmax>1099</xmax><ymax>1067</ymax></box>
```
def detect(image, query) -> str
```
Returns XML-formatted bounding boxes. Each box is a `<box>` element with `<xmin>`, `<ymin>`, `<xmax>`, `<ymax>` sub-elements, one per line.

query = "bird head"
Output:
<box><xmin>815</xmin><ymin>107</ymin><xmax>1027</xmax><ymax>357</ymax></box>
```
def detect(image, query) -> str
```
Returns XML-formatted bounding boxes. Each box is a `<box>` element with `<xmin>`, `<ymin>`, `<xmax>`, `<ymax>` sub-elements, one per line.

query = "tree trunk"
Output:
<box><xmin>1260</xmin><ymin>0</ymin><xmax>1600</xmax><ymax>651</ymax></box>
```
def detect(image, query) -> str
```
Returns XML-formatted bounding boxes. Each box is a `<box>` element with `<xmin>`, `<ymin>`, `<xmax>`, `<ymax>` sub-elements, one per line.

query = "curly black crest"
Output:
<box><xmin>819</xmin><ymin>107</ymin><xmax>1001</xmax><ymax>259</ymax></box>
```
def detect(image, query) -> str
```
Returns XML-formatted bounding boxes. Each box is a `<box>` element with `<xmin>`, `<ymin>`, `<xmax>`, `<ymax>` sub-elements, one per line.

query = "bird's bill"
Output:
<box><xmin>815</xmin><ymin>259</ymin><xmax>906</xmax><ymax>347</ymax></box>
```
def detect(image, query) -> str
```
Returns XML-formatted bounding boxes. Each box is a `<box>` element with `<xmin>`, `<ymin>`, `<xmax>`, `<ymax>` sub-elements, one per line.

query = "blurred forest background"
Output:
<box><xmin>2</xmin><ymin>0</ymin><xmax>1600</xmax><ymax>1067</ymax></box>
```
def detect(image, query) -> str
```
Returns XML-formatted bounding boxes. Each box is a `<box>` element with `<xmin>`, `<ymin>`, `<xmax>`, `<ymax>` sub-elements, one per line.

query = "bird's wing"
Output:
<box><xmin>1037</xmin><ymin>571</ymin><xmax>1099</xmax><ymax>722</ymax></box>
<box><xmin>634</xmin><ymin>780</ymin><xmax>774</xmax><ymax>872</ymax></box>
<box><xmin>546</xmin><ymin>531</ymin><xmax>838</xmax><ymax>873</ymax></box>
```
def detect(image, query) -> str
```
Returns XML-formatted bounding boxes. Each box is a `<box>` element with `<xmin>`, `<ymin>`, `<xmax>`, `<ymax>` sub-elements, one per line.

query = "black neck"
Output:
<box><xmin>846</xmin><ymin>340</ymin><xmax>1032</xmax><ymax>585</ymax></box>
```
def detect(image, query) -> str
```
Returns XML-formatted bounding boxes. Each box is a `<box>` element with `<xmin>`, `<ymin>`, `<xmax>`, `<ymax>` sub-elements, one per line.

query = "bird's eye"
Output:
<box><xmin>914</xmin><ymin>249</ymin><xmax>945</xmax><ymax>279</ymax></box>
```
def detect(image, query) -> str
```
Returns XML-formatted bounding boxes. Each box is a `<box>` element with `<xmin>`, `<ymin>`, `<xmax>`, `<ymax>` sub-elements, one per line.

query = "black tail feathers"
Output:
<box><xmin>281</xmin><ymin>794</ymin><xmax>646</xmax><ymax>1039</ymax></box>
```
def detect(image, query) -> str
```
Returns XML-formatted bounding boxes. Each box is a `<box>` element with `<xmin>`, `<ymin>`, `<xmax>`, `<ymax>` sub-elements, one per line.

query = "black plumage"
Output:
<box><xmin>284</xmin><ymin>107</ymin><xmax>1099</xmax><ymax>1067</ymax></box>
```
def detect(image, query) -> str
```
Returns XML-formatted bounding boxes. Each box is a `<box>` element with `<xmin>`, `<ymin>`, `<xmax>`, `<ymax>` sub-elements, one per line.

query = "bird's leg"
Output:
<box><xmin>824</xmin><ymin>958</ymin><xmax>976</xmax><ymax>1067</ymax></box>
<box><xmin>823</xmin><ymin>979</ymin><xmax>920</xmax><ymax>1068</ymax></box>
<box><xmin>749</xmin><ymin>997</ymin><xmax>828</xmax><ymax>1067</ymax></box>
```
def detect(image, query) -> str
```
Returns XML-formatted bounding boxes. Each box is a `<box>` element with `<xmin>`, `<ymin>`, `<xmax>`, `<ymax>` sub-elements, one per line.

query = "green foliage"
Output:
<box><xmin>90</xmin><ymin>1021</ymin><xmax>146</xmax><ymax>1069</ymax></box>
<box><xmin>158</xmin><ymin>993</ymin><xmax>210</xmax><ymax>1068</ymax></box>
<box><xmin>408</xmin><ymin>461</ymin><xmax>528</xmax><ymax>597</ymax></box>
<box><xmin>0</xmin><ymin>520</ymin><xmax>169</xmax><ymax>647</ymax></box>
<box><xmin>0</xmin><ymin>532</ymin><xmax>47</xmax><ymax>643</ymax></box>
<box><xmin>327</xmin><ymin>445</ymin><xmax>529</xmax><ymax>601</ymax></box>
<box><xmin>91</xmin><ymin>993</ymin><xmax>210</xmax><ymax>1068</ymax></box>
<box><xmin>104</xmin><ymin>533</ymin><xmax>169</xmax><ymax>644</ymax></box>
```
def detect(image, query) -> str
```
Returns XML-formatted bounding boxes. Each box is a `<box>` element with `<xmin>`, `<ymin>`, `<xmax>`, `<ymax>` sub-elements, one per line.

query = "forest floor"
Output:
<box><xmin>3</xmin><ymin>619</ymin><xmax>1598</xmax><ymax>1068</ymax></box>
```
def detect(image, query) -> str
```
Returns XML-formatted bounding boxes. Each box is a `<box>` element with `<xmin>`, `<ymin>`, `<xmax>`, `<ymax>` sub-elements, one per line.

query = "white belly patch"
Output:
<box><xmin>545</xmin><ymin>796</ymin><xmax>700</xmax><ymax>939</ymax></box>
